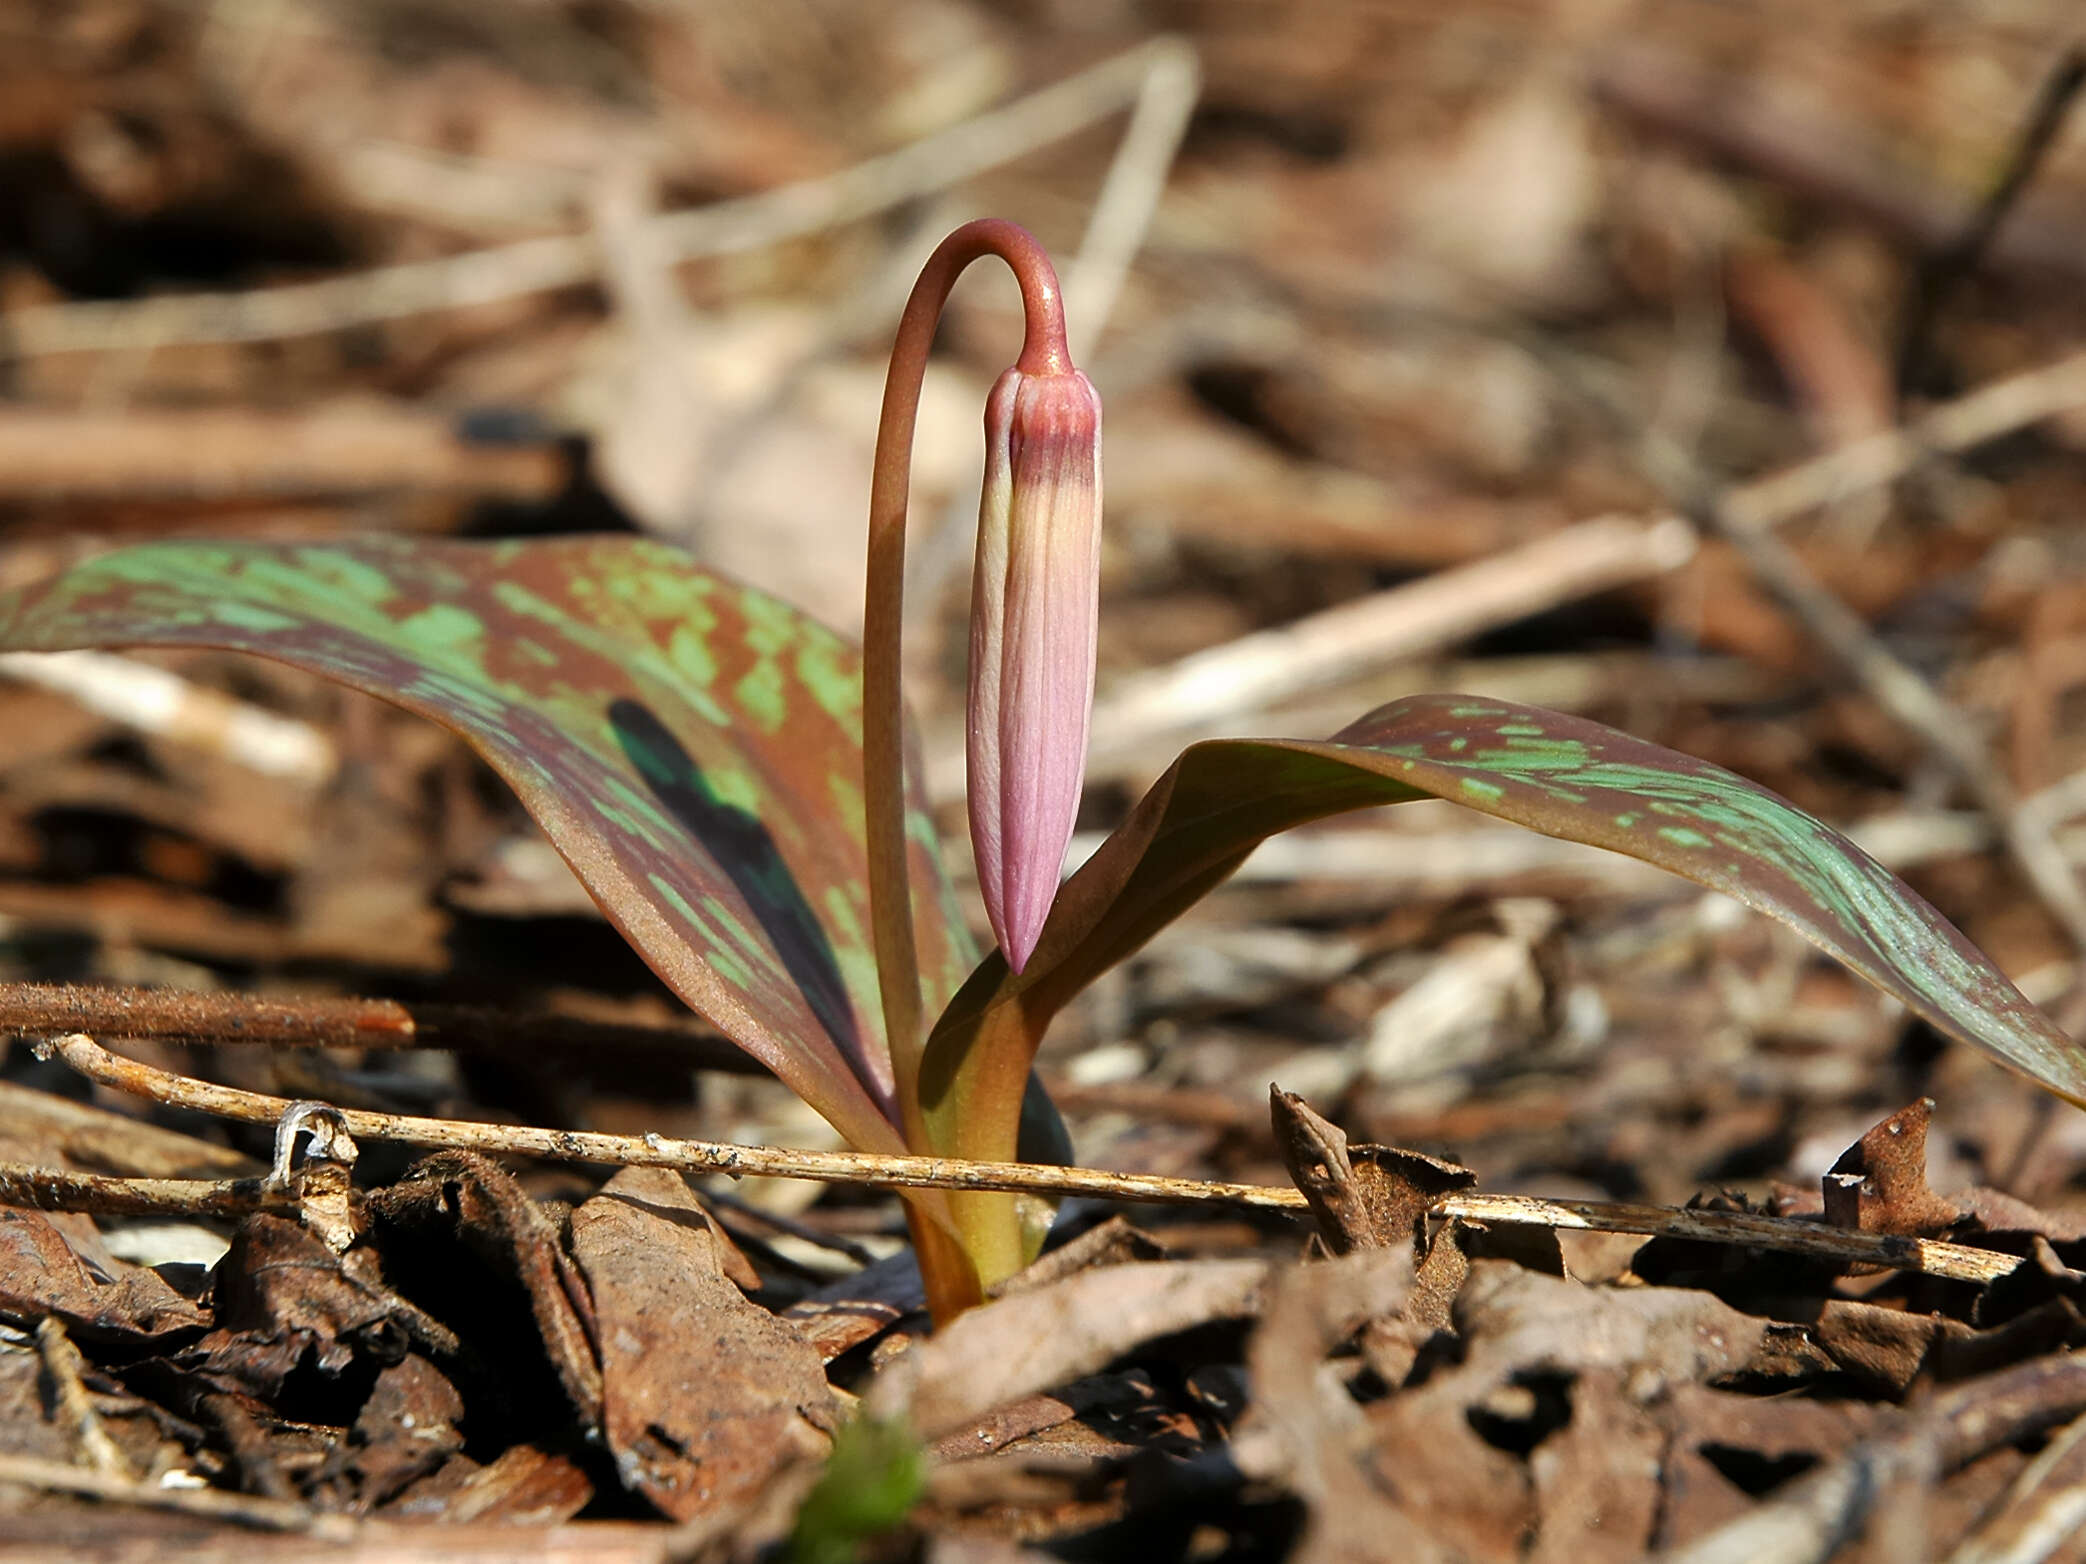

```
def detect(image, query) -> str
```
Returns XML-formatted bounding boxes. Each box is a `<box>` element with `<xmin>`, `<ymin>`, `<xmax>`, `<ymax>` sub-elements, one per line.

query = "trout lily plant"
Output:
<box><xmin>5</xmin><ymin>220</ymin><xmax>2080</xmax><ymax>1321</ymax></box>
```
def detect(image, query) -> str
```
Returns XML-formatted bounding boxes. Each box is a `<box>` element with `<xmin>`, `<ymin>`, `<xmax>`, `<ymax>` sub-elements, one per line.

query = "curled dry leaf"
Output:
<box><xmin>1436</xmin><ymin>1262</ymin><xmax>1776</xmax><ymax>1397</ymax></box>
<box><xmin>782</xmin><ymin>1248</ymin><xmax>928</xmax><ymax>1364</ymax></box>
<box><xmin>0</xmin><ymin>1078</ymin><xmax>258</xmax><ymax>1179</ymax></box>
<box><xmin>329</xmin><ymin>1356</ymin><xmax>465</xmax><ymax>1512</ymax></box>
<box><xmin>1656</xmin><ymin>1388</ymin><xmax>1881</xmax><ymax>1547</ymax></box>
<box><xmin>1821</xmin><ymin>1098</ymin><xmax>1965</xmax><ymax>1237</ymax></box>
<box><xmin>0</xmin><ymin>1346</ymin><xmax>81</xmax><ymax>1467</ymax></box>
<box><xmin>1647</xmin><ymin>1353</ymin><xmax>2086</xmax><ymax>1564</ymax></box>
<box><xmin>1524</xmin><ymin>1367</ymin><xmax>1664</xmax><ymax>1564</ymax></box>
<box><xmin>1356</xmin><ymin>1263</ymin><xmax>1782</xmax><ymax>1563</ymax></box>
<box><xmin>1271</xmin><ymin>1085</ymin><xmax>1476</xmax><ymax>1255</ymax></box>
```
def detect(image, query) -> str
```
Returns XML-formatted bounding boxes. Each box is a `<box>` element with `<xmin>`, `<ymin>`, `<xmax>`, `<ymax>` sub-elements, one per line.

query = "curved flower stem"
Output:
<box><xmin>864</xmin><ymin>219</ymin><xmax>1068</xmax><ymax>1150</ymax></box>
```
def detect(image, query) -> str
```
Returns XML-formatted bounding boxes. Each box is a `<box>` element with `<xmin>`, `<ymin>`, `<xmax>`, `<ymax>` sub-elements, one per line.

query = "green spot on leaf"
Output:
<box><xmin>210</xmin><ymin>600</ymin><xmax>301</xmax><ymax>634</ymax></box>
<box><xmin>399</xmin><ymin>602</ymin><xmax>484</xmax><ymax>654</ymax></box>
<box><xmin>798</xmin><ymin>636</ymin><xmax>859</xmax><ymax>730</ymax></box>
<box><xmin>734</xmin><ymin>658</ymin><xmax>788</xmax><ymax>733</ymax></box>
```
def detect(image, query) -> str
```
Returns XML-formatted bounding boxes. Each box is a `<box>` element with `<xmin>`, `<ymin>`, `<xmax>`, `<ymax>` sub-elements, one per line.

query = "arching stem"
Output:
<box><xmin>864</xmin><ymin>219</ymin><xmax>1068</xmax><ymax>1148</ymax></box>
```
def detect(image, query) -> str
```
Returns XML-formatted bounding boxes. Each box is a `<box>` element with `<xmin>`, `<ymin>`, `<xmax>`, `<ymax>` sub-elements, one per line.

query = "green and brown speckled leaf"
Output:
<box><xmin>0</xmin><ymin>537</ymin><xmax>981</xmax><ymax>1156</ymax></box>
<box><xmin>922</xmin><ymin>692</ymin><xmax>2082</xmax><ymax>1172</ymax></box>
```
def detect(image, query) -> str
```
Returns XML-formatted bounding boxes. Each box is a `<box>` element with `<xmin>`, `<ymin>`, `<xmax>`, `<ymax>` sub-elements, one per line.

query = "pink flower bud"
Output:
<box><xmin>967</xmin><ymin>364</ymin><xmax>1103</xmax><ymax>974</ymax></box>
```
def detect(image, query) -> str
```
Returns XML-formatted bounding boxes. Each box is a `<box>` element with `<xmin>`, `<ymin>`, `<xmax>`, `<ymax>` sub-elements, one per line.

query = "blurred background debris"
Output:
<box><xmin>8</xmin><ymin>1</ymin><xmax>2086</xmax><ymax>1554</ymax></box>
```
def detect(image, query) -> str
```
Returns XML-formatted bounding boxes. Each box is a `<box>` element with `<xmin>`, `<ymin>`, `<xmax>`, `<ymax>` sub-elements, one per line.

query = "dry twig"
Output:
<box><xmin>0</xmin><ymin>1453</ymin><xmax>349</xmax><ymax>1538</ymax></box>
<box><xmin>1946</xmin><ymin>1406</ymin><xmax>2086</xmax><ymax>1563</ymax></box>
<box><xmin>34</xmin><ymin>1034</ymin><xmax>2023</xmax><ymax>1286</ymax></box>
<box><xmin>33</xmin><ymin>1317</ymin><xmax>131</xmax><ymax>1480</ymax></box>
<box><xmin>0</xmin><ymin>1163</ymin><xmax>290</xmax><ymax>1220</ymax></box>
<box><xmin>1077</xmin><ymin>514</ymin><xmax>1697</xmax><ymax>765</ymax></box>
<box><xmin>1895</xmin><ymin>46</ymin><xmax>2086</xmax><ymax>392</ymax></box>
<box><xmin>1722</xmin><ymin>349</ymin><xmax>2086</xmax><ymax>529</ymax></box>
<box><xmin>0</xmin><ymin>980</ymin><xmax>759</xmax><ymax>1069</ymax></box>
<box><xmin>1061</xmin><ymin>39</ymin><xmax>1200</xmax><ymax>363</ymax></box>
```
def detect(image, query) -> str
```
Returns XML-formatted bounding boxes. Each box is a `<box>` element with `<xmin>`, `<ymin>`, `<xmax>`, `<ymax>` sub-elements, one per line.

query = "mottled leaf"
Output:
<box><xmin>923</xmin><ymin>693</ymin><xmax>2082</xmax><ymax>1170</ymax></box>
<box><xmin>0</xmin><ymin>537</ymin><xmax>980</xmax><ymax>1155</ymax></box>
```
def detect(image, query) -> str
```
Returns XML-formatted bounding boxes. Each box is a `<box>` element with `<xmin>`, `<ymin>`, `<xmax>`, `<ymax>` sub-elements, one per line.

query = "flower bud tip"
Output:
<box><xmin>967</xmin><ymin>364</ymin><xmax>1102</xmax><ymax>974</ymax></box>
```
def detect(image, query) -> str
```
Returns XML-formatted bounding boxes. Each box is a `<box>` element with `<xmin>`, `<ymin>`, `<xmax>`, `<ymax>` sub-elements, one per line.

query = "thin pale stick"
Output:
<box><xmin>1061</xmin><ymin>39</ymin><xmax>1200</xmax><ymax>362</ymax></box>
<box><xmin>1943</xmin><ymin>1406</ymin><xmax>2086</xmax><ymax>1564</ymax></box>
<box><xmin>0</xmin><ymin>651</ymin><xmax>336</xmax><ymax>785</ymax></box>
<box><xmin>0</xmin><ymin>1452</ymin><xmax>351</xmax><ymax>1538</ymax></box>
<box><xmin>0</xmin><ymin>404</ymin><xmax>561</xmax><ymax>501</ymax></box>
<box><xmin>1724</xmin><ymin>349</ymin><xmax>2086</xmax><ymax>529</ymax></box>
<box><xmin>41</xmin><ymin>1035</ymin><xmax>2021</xmax><ymax>1286</ymax></box>
<box><xmin>34</xmin><ymin>1317</ymin><xmax>132</xmax><ymax>1480</ymax></box>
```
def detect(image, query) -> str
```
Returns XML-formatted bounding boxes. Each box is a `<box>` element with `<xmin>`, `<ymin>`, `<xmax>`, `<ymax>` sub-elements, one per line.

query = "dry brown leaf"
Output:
<box><xmin>0</xmin><ymin>1080</ymin><xmax>257</xmax><ymax>1178</ymax></box>
<box><xmin>1272</xmin><ymin>1086</ymin><xmax>1476</xmax><ymax>1254</ymax></box>
<box><xmin>180</xmin><ymin>1214</ymin><xmax>436</xmax><ymax>1401</ymax></box>
<box><xmin>0</xmin><ymin>1346</ymin><xmax>76</xmax><ymax>1465</ymax></box>
<box><xmin>0</xmin><ymin>1203</ymin><xmax>205</xmax><ymax>1340</ymax></box>
<box><xmin>1451</xmin><ymin>1262</ymin><xmax>1774</xmax><ymax>1393</ymax></box>
<box><xmin>329</xmin><ymin>1356</ymin><xmax>464</xmax><ymax>1513</ymax></box>
<box><xmin>368</xmin><ymin>1152</ymin><xmax>600</xmax><ymax>1426</ymax></box>
<box><xmin>569</xmin><ymin>1165</ymin><xmax>839</xmax><ymax>1522</ymax></box>
<box><xmin>1822</xmin><ymin>1098</ymin><xmax>1965</xmax><ymax>1237</ymax></box>
<box><xmin>1238</xmin><ymin>1250</ymin><xmax>1450</xmax><ymax>1564</ymax></box>
<box><xmin>871</xmin><ymin>1258</ymin><xmax>1269</xmax><ymax>1441</ymax></box>
<box><xmin>388</xmin><ymin>1443</ymin><xmax>595</xmax><ymax>1527</ymax></box>
<box><xmin>781</xmin><ymin>1247</ymin><xmax>926</xmax><ymax>1364</ymax></box>
<box><xmin>1655</xmin><ymin>1387</ymin><xmax>1880</xmax><ymax>1548</ymax></box>
<box><xmin>1351</xmin><ymin>1264</ymin><xmax>1788</xmax><ymax>1563</ymax></box>
<box><xmin>1526</xmin><ymin>1368</ymin><xmax>1664</xmax><ymax>1564</ymax></box>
